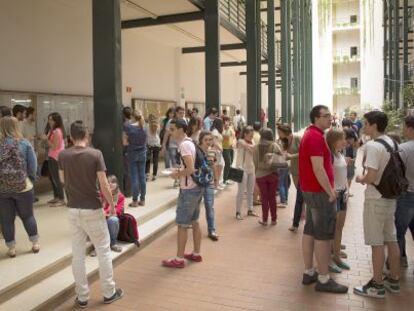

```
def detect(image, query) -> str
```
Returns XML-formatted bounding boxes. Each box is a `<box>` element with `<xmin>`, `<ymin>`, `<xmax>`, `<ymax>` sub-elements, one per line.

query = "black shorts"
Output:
<box><xmin>303</xmin><ymin>192</ymin><xmax>337</xmax><ymax>240</ymax></box>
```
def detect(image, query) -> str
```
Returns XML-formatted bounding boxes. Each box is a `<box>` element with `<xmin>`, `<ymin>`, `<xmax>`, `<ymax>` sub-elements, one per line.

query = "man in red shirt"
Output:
<box><xmin>298</xmin><ymin>105</ymin><xmax>348</xmax><ymax>294</ymax></box>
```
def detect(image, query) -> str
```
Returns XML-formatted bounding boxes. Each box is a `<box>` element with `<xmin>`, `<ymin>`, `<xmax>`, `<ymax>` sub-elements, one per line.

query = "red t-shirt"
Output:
<box><xmin>299</xmin><ymin>125</ymin><xmax>334</xmax><ymax>192</ymax></box>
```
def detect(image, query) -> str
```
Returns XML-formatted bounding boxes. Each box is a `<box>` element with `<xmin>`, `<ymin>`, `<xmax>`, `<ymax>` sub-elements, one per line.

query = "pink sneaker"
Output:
<box><xmin>162</xmin><ymin>258</ymin><xmax>185</xmax><ymax>268</ymax></box>
<box><xmin>184</xmin><ymin>253</ymin><xmax>203</xmax><ymax>262</ymax></box>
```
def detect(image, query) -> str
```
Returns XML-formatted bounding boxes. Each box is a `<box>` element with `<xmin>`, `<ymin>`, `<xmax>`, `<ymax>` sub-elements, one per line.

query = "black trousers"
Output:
<box><xmin>145</xmin><ymin>146</ymin><xmax>161</xmax><ymax>177</ymax></box>
<box><xmin>48</xmin><ymin>158</ymin><xmax>64</xmax><ymax>200</ymax></box>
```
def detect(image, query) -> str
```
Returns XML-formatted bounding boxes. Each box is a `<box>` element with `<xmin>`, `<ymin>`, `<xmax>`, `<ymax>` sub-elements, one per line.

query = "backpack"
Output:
<box><xmin>117</xmin><ymin>213</ymin><xmax>140</xmax><ymax>246</ymax></box>
<box><xmin>0</xmin><ymin>140</ymin><xmax>27</xmax><ymax>193</ymax></box>
<box><xmin>374</xmin><ymin>138</ymin><xmax>409</xmax><ymax>199</ymax></box>
<box><xmin>179</xmin><ymin>138</ymin><xmax>214</xmax><ymax>187</ymax></box>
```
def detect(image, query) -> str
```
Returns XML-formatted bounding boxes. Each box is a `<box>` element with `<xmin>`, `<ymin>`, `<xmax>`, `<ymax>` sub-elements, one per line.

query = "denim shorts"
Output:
<box><xmin>176</xmin><ymin>187</ymin><xmax>202</xmax><ymax>227</ymax></box>
<box><xmin>303</xmin><ymin>192</ymin><xmax>337</xmax><ymax>240</ymax></box>
<box><xmin>336</xmin><ymin>189</ymin><xmax>347</xmax><ymax>212</ymax></box>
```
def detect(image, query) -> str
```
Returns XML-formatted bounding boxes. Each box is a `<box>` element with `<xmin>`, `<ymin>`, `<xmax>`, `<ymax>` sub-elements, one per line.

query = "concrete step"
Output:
<box><xmin>0</xmin><ymin>208</ymin><xmax>177</xmax><ymax>311</ymax></box>
<box><xmin>0</xmin><ymin>176</ymin><xmax>179</xmax><ymax>307</ymax></box>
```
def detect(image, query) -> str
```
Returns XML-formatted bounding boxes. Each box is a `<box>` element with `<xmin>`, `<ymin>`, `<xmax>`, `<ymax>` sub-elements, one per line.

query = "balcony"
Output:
<box><xmin>333</xmin><ymin>50</ymin><xmax>360</xmax><ymax>65</ymax></box>
<box><xmin>333</xmin><ymin>20</ymin><xmax>360</xmax><ymax>32</ymax></box>
<box><xmin>334</xmin><ymin>86</ymin><xmax>360</xmax><ymax>96</ymax></box>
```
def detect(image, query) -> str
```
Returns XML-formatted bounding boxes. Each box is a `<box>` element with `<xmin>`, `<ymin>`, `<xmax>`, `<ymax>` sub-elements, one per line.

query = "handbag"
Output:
<box><xmin>264</xmin><ymin>143</ymin><xmax>288</xmax><ymax>170</ymax></box>
<box><xmin>228</xmin><ymin>147</ymin><xmax>246</xmax><ymax>183</ymax></box>
<box><xmin>40</xmin><ymin>160</ymin><xmax>49</xmax><ymax>177</ymax></box>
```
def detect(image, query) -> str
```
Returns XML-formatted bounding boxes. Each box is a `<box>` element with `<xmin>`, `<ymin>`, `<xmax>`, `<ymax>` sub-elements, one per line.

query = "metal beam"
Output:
<box><xmin>93</xmin><ymin>0</ymin><xmax>124</xmax><ymax>187</ymax></box>
<box><xmin>221</xmin><ymin>60</ymin><xmax>268</xmax><ymax>67</ymax></box>
<box><xmin>267</xmin><ymin>0</ymin><xmax>276</xmax><ymax>133</ymax></box>
<box><xmin>205</xmin><ymin>0</ymin><xmax>221</xmax><ymax>115</ymax></box>
<box><xmin>384</xmin><ymin>0</ymin><xmax>389</xmax><ymax>101</ymax></box>
<box><xmin>292</xmin><ymin>0</ymin><xmax>301</xmax><ymax>131</ymax></box>
<box><xmin>280</xmin><ymin>0</ymin><xmax>292</xmax><ymax>124</ymax></box>
<box><xmin>220</xmin><ymin>17</ymin><xmax>247</xmax><ymax>42</ymax></box>
<box><xmin>403</xmin><ymin>0</ymin><xmax>409</xmax><ymax>109</ymax></box>
<box><xmin>393</xmin><ymin>0</ymin><xmax>400</xmax><ymax>108</ymax></box>
<box><xmin>182</xmin><ymin>43</ymin><xmax>246</xmax><ymax>54</ymax></box>
<box><xmin>121</xmin><ymin>11</ymin><xmax>203</xmax><ymax>29</ymax></box>
<box><xmin>388</xmin><ymin>0</ymin><xmax>393</xmax><ymax>103</ymax></box>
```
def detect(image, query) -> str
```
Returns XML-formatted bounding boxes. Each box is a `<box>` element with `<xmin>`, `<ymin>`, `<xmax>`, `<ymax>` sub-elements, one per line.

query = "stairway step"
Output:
<box><xmin>0</xmin><ymin>208</ymin><xmax>176</xmax><ymax>311</ymax></box>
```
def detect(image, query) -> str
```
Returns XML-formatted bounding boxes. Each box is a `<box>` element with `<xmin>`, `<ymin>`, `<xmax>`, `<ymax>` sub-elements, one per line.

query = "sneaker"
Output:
<box><xmin>184</xmin><ymin>253</ymin><xmax>203</xmax><ymax>262</ymax></box>
<box><xmin>258</xmin><ymin>220</ymin><xmax>268</xmax><ymax>226</ymax></box>
<box><xmin>129</xmin><ymin>201</ymin><xmax>139</xmax><ymax>207</ymax></box>
<box><xmin>152</xmin><ymin>176</ymin><xmax>157</xmax><ymax>181</ymax></box>
<box><xmin>104</xmin><ymin>288</ymin><xmax>124</xmax><ymax>304</ymax></box>
<box><xmin>236</xmin><ymin>213</ymin><xmax>243</xmax><ymax>220</ymax></box>
<box><xmin>32</xmin><ymin>243</ymin><xmax>40</xmax><ymax>254</ymax></box>
<box><xmin>353</xmin><ymin>279</ymin><xmax>385</xmax><ymax>298</ymax></box>
<box><xmin>253</xmin><ymin>200</ymin><xmax>262</xmax><ymax>206</ymax></box>
<box><xmin>47</xmin><ymin>198</ymin><xmax>58</xmax><ymax>204</ymax></box>
<box><xmin>138</xmin><ymin>200</ymin><xmax>145</xmax><ymax>206</ymax></box>
<box><xmin>208</xmin><ymin>232</ymin><xmax>219</xmax><ymax>241</ymax></box>
<box><xmin>50</xmin><ymin>200</ymin><xmax>65</xmax><ymax>207</ymax></box>
<box><xmin>383</xmin><ymin>276</ymin><xmax>400</xmax><ymax>293</ymax></box>
<box><xmin>162</xmin><ymin>258</ymin><xmax>185</xmax><ymax>268</ymax></box>
<box><xmin>216</xmin><ymin>185</ymin><xmax>225</xmax><ymax>191</ymax></box>
<box><xmin>302</xmin><ymin>272</ymin><xmax>318</xmax><ymax>285</ymax></box>
<box><xmin>401</xmin><ymin>256</ymin><xmax>408</xmax><ymax>268</ymax></box>
<box><xmin>271</xmin><ymin>221</ymin><xmax>277</xmax><ymax>226</ymax></box>
<box><xmin>278</xmin><ymin>203</ymin><xmax>287</xmax><ymax>208</ymax></box>
<box><xmin>288</xmin><ymin>225</ymin><xmax>298</xmax><ymax>233</ymax></box>
<box><xmin>329</xmin><ymin>262</ymin><xmax>342</xmax><ymax>274</ymax></box>
<box><xmin>75</xmin><ymin>297</ymin><xmax>88</xmax><ymax>309</ymax></box>
<box><xmin>316</xmin><ymin>279</ymin><xmax>348</xmax><ymax>294</ymax></box>
<box><xmin>247</xmin><ymin>210</ymin><xmax>259</xmax><ymax>217</ymax></box>
<box><xmin>7</xmin><ymin>248</ymin><xmax>16</xmax><ymax>258</ymax></box>
<box><xmin>333</xmin><ymin>258</ymin><xmax>350</xmax><ymax>270</ymax></box>
<box><xmin>111</xmin><ymin>244</ymin><xmax>122</xmax><ymax>253</ymax></box>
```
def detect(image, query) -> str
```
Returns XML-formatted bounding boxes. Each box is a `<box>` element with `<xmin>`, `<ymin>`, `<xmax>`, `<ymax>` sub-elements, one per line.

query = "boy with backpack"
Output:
<box><xmin>354</xmin><ymin>111</ymin><xmax>407</xmax><ymax>298</ymax></box>
<box><xmin>162</xmin><ymin>119</ymin><xmax>203</xmax><ymax>268</ymax></box>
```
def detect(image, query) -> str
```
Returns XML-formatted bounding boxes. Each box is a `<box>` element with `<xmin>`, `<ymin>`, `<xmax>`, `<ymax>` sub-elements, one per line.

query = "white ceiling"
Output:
<box><xmin>121</xmin><ymin>0</ymin><xmax>199</xmax><ymax>20</ymax></box>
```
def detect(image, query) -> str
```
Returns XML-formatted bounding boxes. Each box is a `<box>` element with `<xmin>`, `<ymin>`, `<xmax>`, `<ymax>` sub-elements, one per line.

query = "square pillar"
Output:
<box><xmin>267</xmin><ymin>0</ymin><xmax>276</xmax><ymax>133</ymax></box>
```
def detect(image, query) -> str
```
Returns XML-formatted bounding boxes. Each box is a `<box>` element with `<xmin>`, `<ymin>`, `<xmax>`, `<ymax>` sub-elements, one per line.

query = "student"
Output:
<box><xmin>235</xmin><ymin>126</ymin><xmax>258</xmax><ymax>220</ymax></box>
<box><xmin>233</xmin><ymin>109</ymin><xmax>245</xmax><ymax>139</ymax></box>
<box><xmin>187</xmin><ymin>117</ymin><xmax>201</xmax><ymax>142</ymax></box>
<box><xmin>198</xmin><ymin>131</ymin><xmax>218</xmax><ymax>241</ymax></box>
<box><xmin>160</xmin><ymin>107</ymin><xmax>175</xmax><ymax>169</ymax></box>
<box><xmin>145</xmin><ymin>114</ymin><xmax>161</xmax><ymax>181</ymax></box>
<box><xmin>0</xmin><ymin>105</ymin><xmax>12</xmax><ymax>118</ymax></box>
<box><xmin>58</xmin><ymin>121</ymin><xmax>123</xmax><ymax>307</ymax></box>
<box><xmin>123</xmin><ymin>110</ymin><xmax>147</xmax><ymax>207</ymax></box>
<box><xmin>326</xmin><ymin>129</ymin><xmax>350</xmax><ymax>271</ymax></box>
<box><xmin>354</xmin><ymin>111</ymin><xmax>400</xmax><ymax>298</ymax></box>
<box><xmin>343</xmin><ymin>128</ymin><xmax>358</xmax><ymax>197</ymax></box>
<box><xmin>395</xmin><ymin>115</ymin><xmax>414</xmax><ymax>269</ymax></box>
<box><xmin>22</xmin><ymin>107</ymin><xmax>37</xmax><ymax>148</ymax></box>
<box><xmin>253</xmin><ymin>128</ymin><xmax>280</xmax><ymax>226</ymax></box>
<box><xmin>299</xmin><ymin>105</ymin><xmax>348</xmax><ymax>294</ymax></box>
<box><xmin>204</xmin><ymin>108</ymin><xmax>217</xmax><ymax>131</ymax></box>
<box><xmin>211</xmin><ymin>118</ymin><xmax>225</xmax><ymax>190</ymax></box>
<box><xmin>222</xmin><ymin>116</ymin><xmax>236</xmax><ymax>185</ymax></box>
<box><xmin>12</xmin><ymin>104</ymin><xmax>26</xmax><ymax>121</ymax></box>
<box><xmin>0</xmin><ymin>117</ymin><xmax>39</xmax><ymax>258</ymax></box>
<box><xmin>162</xmin><ymin>119</ymin><xmax>203</xmax><ymax>268</ymax></box>
<box><xmin>43</xmin><ymin>112</ymin><xmax>65</xmax><ymax>207</ymax></box>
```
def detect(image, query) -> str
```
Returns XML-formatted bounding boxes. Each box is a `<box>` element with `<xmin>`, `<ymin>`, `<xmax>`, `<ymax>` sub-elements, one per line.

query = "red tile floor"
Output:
<box><xmin>57</xmin><ymin>181</ymin><xmax>414</xmax><ymax>311</ymax></box>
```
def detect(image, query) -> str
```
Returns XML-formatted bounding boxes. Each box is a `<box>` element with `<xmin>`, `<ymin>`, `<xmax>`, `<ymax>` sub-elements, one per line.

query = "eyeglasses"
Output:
<box><xmin>319</xmin><ymin>113</ymin><xmax>332</xmax><ymax>119</ymax></box>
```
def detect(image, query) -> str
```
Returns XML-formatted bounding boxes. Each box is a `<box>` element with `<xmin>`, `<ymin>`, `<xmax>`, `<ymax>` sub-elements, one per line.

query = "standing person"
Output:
<box><xmin>0</xmin><ymin>117</ymin><xmax>39</xmax><ymax>258</ymax></box>
<box><xmin>58</xmin><ymin>121</ymin><xmax>123</xmax><ymax>308</ymax></box>
<box><xmin>299</xmin><ymin>105</ymin><xmax>348</xmax><ymax>293</ymax></box>
<box><xmin>123</xmin><ymin>110</ymin><xmax>147</xmax><ymax>207</ymax></box>
<box><xmin>343</xmin><ymin>128</ymin><xmax>358</xmax><ymax>197</ymax></box>
<box><xmin>0</xmin><ymin>106</ymin><xmax>12</xmax><ymax>118</ymax></box>
<box><xmin>122</xmin><ymin>107</ymin><xmax>132</xmax><ymax>197</ymax></box>
<box><xmin>253</xmin><ymin>129</ymin><xmax>280</xmax><ymax>226</ymax></box>
<box><xmin>211</xmin><ymin>118</ymin><xmax>225</xmax><ymax>190</ymax></box>
<box><xmin>198</xmin><ymin>130</ymin><xmax>219</xmax><ymax>241</ymax></box>
<box><xmin>222</xmin><ymin>116</ymin><xmax>236</xmax><ymax>185</ymax></box>
<box><xmin>22</xmin><ymin>107</ymin><xmax>37</xmax><ymax>148</ymax></box>
<box><xmin>395</xmin><ymin>115</ymin><xmax>414</xmax><ymax>269</ymax></box>
<box><xmin>43</xmin><ymin>112</ymin><xmax>65</xmax><ymax>207</ymax></box>
<box><xmin>12</xmin><ymin>104</ymin><xmax>26</xmax><ymax>122</ymax></box>
<box><xmin>349</xmin><ymin>111</ymin><xmax>363</xmax><ymax>136</ymax></box>
<box><xmin>354</xmin><ymin>111</ymin><xmax>401</xmax><ymax>298</ymax></box>
<box><xmin>326</xmin><ymin>129</ymin><xmax>350</xmax><ymax>271</ymax></box>
<box><xmin>162</xmin><ymin>119</ymin><xmax>203</xmax><ymax>268</ymax></box>
<box><xmin>160</xmin><ymin>107</ymin><xmax>175</xmax><ymax>169</ymax></box>
<box><xmin>203</xmin><ymin>108</ymin><xmax>217</xmax><ymax>130</ymax></box>
<box><xmin>235</xmin><ymin>126</ymin><xmax>258</xmax><ymax>220</ymax></box>
<box><xmin>233</xmin><ymin>109</ymin><xmax>245</xmax><ymax>139</ymax></box>
<box><xmin>277</xmin><ymin>124</ymin><xmax>304</xmax><ymax>232</ymax></box>
<box><xmin>252</xmin><ymin>122</ymin><xmax>261</xmax><ymax>205</ymax></box>
<box><xmin>145</xmin><ymin>114</ymin><xmax>161</xmax><ymax>182</ymax></box>
<box><xmin>187</xmin><ymin>117</ymin><xmax>201</xmax><ymax>142</ymax></box>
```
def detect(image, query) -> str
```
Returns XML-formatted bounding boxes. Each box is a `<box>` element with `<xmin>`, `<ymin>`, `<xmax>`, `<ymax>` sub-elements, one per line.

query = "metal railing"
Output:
<box><xmin>333</xmin><ymin>18</ymin><xmax>360</xmax><ymax>30</ymax></box>
<box><xmin>334</xmin><ymin>86</ymin><xmax>360</xmax><ymax>96</ymax></box>
<box><xmin>333</xmin><ymin>51</ymin><xmax>360</xmax><ymax>64</ymax></box>
<box><xmin>219</xmin><ymin>0</ymin><xmax>246</xmax><ymax>33</ymax></box>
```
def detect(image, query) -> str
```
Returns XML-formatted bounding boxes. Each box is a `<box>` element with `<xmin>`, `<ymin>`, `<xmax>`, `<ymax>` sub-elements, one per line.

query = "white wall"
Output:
<box><xmin>360</xmin><ymin>0</ymin><xmax>384</xmax><ymax>109</ymax></box>
<box><xmin>313</xmin><ymin>0</ymin><xmax>333</xmax><ymax>109</ymax></box>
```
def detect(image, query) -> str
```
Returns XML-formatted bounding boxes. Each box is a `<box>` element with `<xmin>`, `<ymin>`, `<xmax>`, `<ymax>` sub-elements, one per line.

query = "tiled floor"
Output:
<box><xmin>56</xmin><ymin>181</ymin><xmax>414</xmax><ymax>311</ymax></box>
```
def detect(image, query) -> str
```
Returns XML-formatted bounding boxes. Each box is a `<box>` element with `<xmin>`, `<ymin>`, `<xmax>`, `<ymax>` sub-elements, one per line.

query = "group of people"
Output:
<box><xmin>1</xmin><ymin>101</ymin><xmax>413</xmax><ymax>307</ymax></box>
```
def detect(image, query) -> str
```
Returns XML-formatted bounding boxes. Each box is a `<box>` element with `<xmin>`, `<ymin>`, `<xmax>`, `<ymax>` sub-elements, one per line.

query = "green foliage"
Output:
<box><xmin>382</xmin><ymin>101</ymin><xmax>404</xmax><ymax>133</ymax></box>
<box><xmin>403</xmin><ymin>83</ymin><xmax>414</xmax><ymax>109</ymax></box>
<box><xmin>318</xmin><ymin>0</ymin><xmax>331</xmax><ymax>36</ymax></box>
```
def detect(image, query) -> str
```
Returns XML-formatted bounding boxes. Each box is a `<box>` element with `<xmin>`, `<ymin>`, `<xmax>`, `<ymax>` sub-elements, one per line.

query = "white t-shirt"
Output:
<box><xmin>333</xmin><ymin>152</ymin><xmax>347</xmax><ymax>190</ymax></box>
<box><xmin>235</xmin><ymin>139</ymin><xmax>255</xmax><ymax>174</ymax></box>
<box><xmin>178</xmin><ymin>138</ymin><xmax>197</xmax><ymax>189</ymax></box>
<box><xmin>22</xmin><ymin>120</ymin><xmax>36</xmax><ymax>147</ymax></box>
<box><xmin>399</xmin><ymin>140</ymin><xmax>414</xmax><ymax>192</ymax></box>
<box><xmin>364</xmin><ymin>135</ymin><xmax>395</xmax><ymax>199</ymax></box>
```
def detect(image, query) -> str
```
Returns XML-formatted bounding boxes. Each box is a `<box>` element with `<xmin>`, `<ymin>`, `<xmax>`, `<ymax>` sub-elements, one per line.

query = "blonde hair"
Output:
<box><xmin>326</xmin><ymin>128</ymin><xmax>345</xmax><ymax>154</ymax></box>
<box><xmin>132</xmin><ymin>110</ymin><xmax>145</xmax><ymax>128</ymax></box>
<box><xmin>148</xmin><ymin>114</ymin><xmax>159</xmax><ymax>135</ymax></box>
<box><xmin>0</xmin><ymin>116</ymin><xmax>23</xmax><ymax>140</ymax></box>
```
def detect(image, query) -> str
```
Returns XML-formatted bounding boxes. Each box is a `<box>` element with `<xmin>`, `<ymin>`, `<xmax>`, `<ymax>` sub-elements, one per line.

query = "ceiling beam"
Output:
<box><xmin>121</xmin><ymin>11</ymin><xmax>203</xmax><ymax>29</ymax></box>
<box><xmin>221</xmin><ymin>60</ymin><xmax>268</xmax><ymax>67</ymax></box>
<box><xmin>182</xmin><ymin>43</ymin><xmax>246</xmax><ymax>53</ymax></box>
<box><xmin>260</xmin><ymin>7</ymin><xmax>280</xmax><ymax>12</ymax></box>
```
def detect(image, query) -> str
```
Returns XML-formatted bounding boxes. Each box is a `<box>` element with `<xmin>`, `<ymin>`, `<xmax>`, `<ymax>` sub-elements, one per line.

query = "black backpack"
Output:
<box><xmin>374</xmin><ymin>138</ymin><xmax>409</xmax><ymax>199</ymax></box>
<box><xmin>179</xmin><ymin>138</ymin><xmax>214</xmax><ymax>187</ymax></box>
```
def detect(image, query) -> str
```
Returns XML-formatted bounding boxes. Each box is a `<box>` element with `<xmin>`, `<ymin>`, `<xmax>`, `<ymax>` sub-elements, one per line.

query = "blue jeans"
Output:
<box><xmin>129</xmin><ymin>160</ymin><xmax>146</xmax><ymax>202</ymax></box>
<box><xmin>278</xmin><ymin>168</ymin><xmax>290</xmax><ymax>204</ymax></box>
<box><xmin>0</xmin><ymin>190</ymin><xmax>39</xmax><ymax>247</ymax></box>
<box><xmin>395</xmin><ymin>191</ymin><xmax>414</xmax><ymax>258</ymax></box>
<box><xmin>176</xmin><ymin>187</ymin><xmax>202</xmax><ymax>226</ymax></box>
<box><xmin>106</xmin><ymin>216</ymin><xmax>119</xmax><ymax>246</ymax></box>
<box><xmin>203</xmin><ymin>185</ymin><xmax>216</xmax><ymax>234</ymax></box>
<box><xmin>168</xmin><ymin>147</ymin><xmax>179</xmax><ymax>167</ymax></box>
<box><xmin>292</xmin><ymin>181</ymin><xmax>304</xmax><ymax>227</ymax></box>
